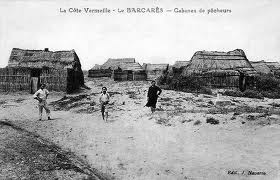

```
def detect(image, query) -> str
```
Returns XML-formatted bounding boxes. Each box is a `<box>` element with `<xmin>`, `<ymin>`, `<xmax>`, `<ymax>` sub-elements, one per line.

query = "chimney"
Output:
<box><xmin>44</xmin><ymin>48</ymin><xmax>49</xmax><ymax>52</ymax></box>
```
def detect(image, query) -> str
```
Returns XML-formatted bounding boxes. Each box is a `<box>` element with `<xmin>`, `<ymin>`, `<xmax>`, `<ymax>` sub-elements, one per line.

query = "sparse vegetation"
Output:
<box><xmin>193</xmin><ymin>120</ymin><xmax>201</xmax><ymax>125</ymax></box>
<box><xmin>181</xmin><ymin>119</ymin><xmax>193</xmax><ymax>123</ymax></box>
<box><xmin>243</xmin><ymin>89</ymin><xmax>264</xmax><ymax>99</ymax></box>
<box><xmin>223</xmin><ymin>88</ymin><xmax>280</xmax><ymax>99</ymax></box>
<box><xmin>156</xmin><ymin>117</ymin><xmax>169</xmax><ymax>125</ymax></box>
<box><xmin>14</xmin><ymin>98</ymin><xmax>25</xmax><ymax>103</ymax></box>
<box><xmin>261</xmin><ymin>91</ymin><xmax>280</xmax><ymax>99</ymax></box>
<box><xmin>199</xmin><ymin>87</ymin><xmax>213</xmax><ymax>95</ymax></box>
<box><xmin>206</xmin><ymin>117</ymin><xmax>219</xmax><ymax>125</ymax></box>
<box><xmin>269</xmin><ymin>102</ymin><xmax>280</xmax><ymax>108</ymax></box>
<box><xmin>127</xmin><ymin>91</ymin><xmax>138</xmax><ymax>99</ymax></box>
<box><xmin>255</xmin><ymin>75</ymin><xmax>280</xmax><ymax>92</ymax></box>
<box><xmin>223</xmin><ymin>90</ymin><xmax>244</xmax><ymax>97</ymax></box>
<box><xmin>159</xmin><ymin>75</ymin><xmax>207</xmax><ymax>93</ymax></box>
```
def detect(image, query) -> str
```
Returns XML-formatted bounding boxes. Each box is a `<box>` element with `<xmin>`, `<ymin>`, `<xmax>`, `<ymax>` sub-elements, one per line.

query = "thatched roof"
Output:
<box><xmin>183</xmin><ymin>49</ymin><xmax>257</xmax><ymax>76</ymax></box>
<box><xmin>8</xmin><ymin>48</ymin><xmax>80</xmax><ymax>69</ymax></box>
<box><xmin>142</xmin><ymin>63</ymin><xmax>169</xmax><ymax>71</ymax></box>
<box><xmin>117</xmin><ymin>62</ymin><xmax>144</xmax><ymax>71</ymax></box>
<box><xmin>90</xmin><ymin>64</ymin><xmax>102</xmax><ymax>70</ymax></box>
<box><xmin>97</xmin><ymin>58</ymin><xmax>143</xmax><ymax>71</ymax></box>
<box><xmin>173</xmin><ymin>61</ymin><xmax>189</xmax><ymax>68</ymax></box>
<box><xmin>251</xmin><ymin>60</ymin><xmax>272</xmax><ymax>74</ymax></box>
<box><xmin>265</xmin><ymin>61</ymin><xmax>280</xmax><ymax>71</ymax></box>
<box><xmin>101</xmin><ymin>58</ymin><xmax>135</xmax><ymax>69</ymax></box>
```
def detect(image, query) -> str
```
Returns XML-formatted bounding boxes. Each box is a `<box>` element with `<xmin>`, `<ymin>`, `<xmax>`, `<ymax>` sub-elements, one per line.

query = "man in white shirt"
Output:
<box><xmin>99</xmin><ymin>86</ymin><xmax>110</xmax><ymax>122</ymax></box>
<box><xmin>33</xmin><ymin>83</ymin><xmax>51</xmax><ymax>121</ymax></box>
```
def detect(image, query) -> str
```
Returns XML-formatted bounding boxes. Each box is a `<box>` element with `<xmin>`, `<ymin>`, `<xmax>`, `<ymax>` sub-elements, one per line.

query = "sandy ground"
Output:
<box><xmin>1</xmin><ymin>77</ymin><xmax>280</xmax><ymax>180</ymax></box>
<box><xmin>0</xmin><ymin>121</ymin><xmax>106</xmax><ymax>180</ymax></box>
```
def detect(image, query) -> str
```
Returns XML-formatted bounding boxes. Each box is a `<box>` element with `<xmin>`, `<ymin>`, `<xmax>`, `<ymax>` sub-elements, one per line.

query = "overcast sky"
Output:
<box><xmin>0</xmin><ymin>0</ymin><xmax>279</xmax><ymax>70</ymax></box>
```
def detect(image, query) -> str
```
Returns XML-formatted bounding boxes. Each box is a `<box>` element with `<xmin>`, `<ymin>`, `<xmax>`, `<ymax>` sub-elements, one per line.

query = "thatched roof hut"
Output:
<box><xmin>8</xmin><ymin>48</ymin><xmax>82</xmax><ymax>70</ymax></box>
<box><xmin>90</xmin><ymin>58</ymin><xmax>143</xmax><ymax>71</ymax></box>
<box><xmin>88</xmin><ymin>58</ymin><xmax>146</xmax><ymax>80</ymax></box>
<box><xmin>177</xmin><ymin>49</ymin><xmax>258</xmax><ymax>90</ymax></box>
<box><xmin>142</xmin><ymin>63</ymin><xmax>169</xmax><ymax>80</ymax></box>
<box><xmin>182</xmin><ymin>49</ymin><xmax>257</xmax><ymax>76</ymax></box>
<box><xmin>251</xmin><ymin>60</ymin><xmax>272</xmax><ymax>74</ymax></box>
<box><xmin>2</xmin><ymin>48</ymin><xmax>84</xmax><ymax>93</ymax></box>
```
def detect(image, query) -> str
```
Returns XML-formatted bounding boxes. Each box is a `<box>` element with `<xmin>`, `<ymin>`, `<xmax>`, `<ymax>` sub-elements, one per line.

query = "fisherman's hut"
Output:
<box><xmin>0</xmin><ymin>48</ymin><xmax>84</xmax><ymax>93</ymax></box>
<box><xmin>88</xmin><ymin>58</ymin><xmax>147</xmax><ymax>81</ymax></box>
<box><xmin>182</xmin><ymin>49</ymin><xmax>257</xmax><ymax>90</ymax></box>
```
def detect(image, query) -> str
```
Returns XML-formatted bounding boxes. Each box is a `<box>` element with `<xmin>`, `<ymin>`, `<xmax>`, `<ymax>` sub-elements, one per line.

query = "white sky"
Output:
<box><xmin>0</xmin><ymin>0</ymin><xmax>279</xmax><ymax>70</ymax></box>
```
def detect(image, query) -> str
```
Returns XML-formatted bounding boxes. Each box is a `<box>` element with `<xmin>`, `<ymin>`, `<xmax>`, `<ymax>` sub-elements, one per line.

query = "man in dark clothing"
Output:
<box><xmin>145</xmin><ymin>80</ymin><xmax>162</xmax><ymax>113</ymax></box>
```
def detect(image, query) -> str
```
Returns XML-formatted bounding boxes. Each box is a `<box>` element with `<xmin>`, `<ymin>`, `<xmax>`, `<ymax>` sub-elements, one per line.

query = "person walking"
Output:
<box><xmin>99</xmin><ymin>87</ymin><xmax>110</xmax><ymax>122</ymax></box>
<box><xmin>145</xmin><ymin>80</ymin><xmax>162</xmax><ymax>113</ymax></box>
<box><xmin>33</xmin><ymin>83</ymin><xmax>51</xmax><ymax>121</ymax></box>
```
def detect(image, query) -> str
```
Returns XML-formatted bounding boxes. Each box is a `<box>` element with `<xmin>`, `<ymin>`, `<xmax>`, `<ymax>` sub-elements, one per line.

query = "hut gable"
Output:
<box><xmin>90</xmin><ymin>64</ymin><xmax>102</xmax><ymax>70</ymax></box>
<box><xmin>183</xmin><ymin>49</ymin><xmax>256</xmax><ymax>75</ymax></box>
<box><xmin>265</xmin><ymin>61</ymin><xmax>280</xmax><ymax>78</ymax></box>
<box><xmin>251</xmin><ymin>60</ymin><xmax>272</xmax><ymax>74</ymax></box>
<box><xmin>101</xmin><ymin>58</ymin><xmax>136</xmax><ymax>70</ymax></box>
<box><xmin>265</xmin><ymin>61</ymin><xmax>280</xmax><ymax>71</ymax></box>
<box><xmin>8</xmin><ymin>48</ymin><xmax>80</xmax><ymax>69</ymax></box>
<box><xmin>173</xmin><ymin>61</ymin><xmax>189</xmax><ymax>68</ymax></box>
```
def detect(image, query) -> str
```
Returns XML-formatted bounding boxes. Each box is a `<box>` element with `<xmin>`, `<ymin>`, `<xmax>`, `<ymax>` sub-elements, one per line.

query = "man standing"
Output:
<box><xmin>99</xmin><ymin>87</ymin><xmax>110</xmax><ymax>122</ymax></box>
<box><xmin>33</xmin><ymin>83</ymin><xmax>51</xmax><ymax>121</ymax></box>
<box><xmin>145</xmin><ymin>80</ymin><xmax>162</xmax><ymax>113</ymax></box>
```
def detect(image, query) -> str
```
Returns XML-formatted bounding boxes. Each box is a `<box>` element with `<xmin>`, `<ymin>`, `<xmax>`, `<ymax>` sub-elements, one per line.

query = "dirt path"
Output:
<box><xmin>0</xmin><ymin>79</ymin><xmax>280</xmax><ymax>179</ymax></box>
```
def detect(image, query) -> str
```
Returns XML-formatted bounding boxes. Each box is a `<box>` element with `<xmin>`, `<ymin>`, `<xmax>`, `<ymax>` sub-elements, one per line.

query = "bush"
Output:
<box><xmin>157</xmin><ymin>75</ymin><xmax>167</xmax><ymax>85</ymax></box>
<box><xmin>206</xmin><ymin>117</ymin><xmax>219</xmax><ymax>125</ymax></box>
<box><xmin>223</xmin><ymin>90</ymin><xmax>244</xmax><ymax>97</ymax></box>
<box><xmin>255</xmin><ymin>75</ymin><xmax>280</xmax><ymax>92</ymax></box>
<box><xmin>193</xmin><ymin>120</ymin><xmax>201</xmax><ymax>125</ymax></box>
<box><xmin>261</xmin><ymin>91</ymin><xmax>280</xmax><ymax>99</ymax></box>
<box><xmin>200</xmin><ymin>87</ymin><xmax>213</xmax><ymax>95</ymax></box>
<box><xmin>243</xmin><ymin>89</ymin><xmax>264</xmax><ymax>99</ymax></box>
<box><xmin>164</xmin><ymin>75</ymin><xmax>206</xmax><ymax>93</ymax></box>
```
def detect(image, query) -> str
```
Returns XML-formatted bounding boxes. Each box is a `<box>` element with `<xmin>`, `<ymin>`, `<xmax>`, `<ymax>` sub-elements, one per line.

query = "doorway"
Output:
<box><xmin>30</xmin><ymin>68</ymin><xmax>41</xmax><ymax>94</ymax></box>
<box><xmin>127</xmin><ymin>70</ymin><xmax>133</xmax><ymax>81</ymax></box>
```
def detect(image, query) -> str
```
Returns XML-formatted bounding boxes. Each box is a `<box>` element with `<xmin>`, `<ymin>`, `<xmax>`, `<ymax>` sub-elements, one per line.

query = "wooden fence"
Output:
<box><xmin>0</xmin><ymin>67</ymin><xmax>81</xmax><ymax>93</ymax></box>
<box><xmin>40</xmin><ymin>68</ymin><xmax>67</xmax><ymax>92</ymax></box>
<box><xmin>88</xmin><ymin>69</ymin><xmax>112</xmax><ymax>78</ymax></box>
<box><xmin>200</xmin><ymin>75</ymin><xmax>240</xmax><ymax>88</ymax></box>
<box><xmin>113</xmin><ymin>70</ymin><xmax>147</xmax><ymax>81</ymax></box>
<box><xmin>133</xmin><ymin>71</ymin><xmax>147</xmax><ymax>81</ymax></box>
<box><xmin>0</xmin><ymin>68</ymin><xmax>31</xmax><ymax>92</ymax></box>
